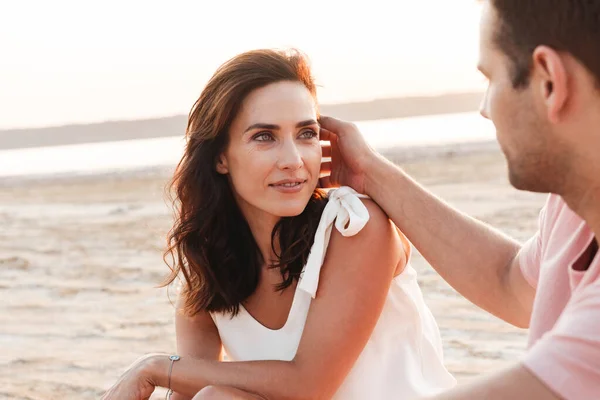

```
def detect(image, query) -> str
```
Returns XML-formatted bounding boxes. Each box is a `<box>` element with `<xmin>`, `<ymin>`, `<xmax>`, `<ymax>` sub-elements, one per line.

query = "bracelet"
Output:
<box><xmin>165</xmin><ymin>355</ymin><xmax>181</xmax><ymax>400</ymax></box>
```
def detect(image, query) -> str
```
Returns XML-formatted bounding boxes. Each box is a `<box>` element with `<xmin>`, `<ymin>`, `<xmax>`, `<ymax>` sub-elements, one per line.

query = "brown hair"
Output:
<box><xmin>490</xmin><ymin>0</ymin><xmax>600</xmax><ymax>88</ymax></box>
<box><xmin>161</xmin><ymin>49</ymin><xmax>327</xmax><ymax>317</ymax></box>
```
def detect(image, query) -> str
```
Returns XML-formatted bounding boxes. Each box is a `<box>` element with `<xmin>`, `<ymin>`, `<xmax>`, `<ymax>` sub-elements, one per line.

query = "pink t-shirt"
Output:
<box><xmin>519</xmin><ymin>194</ymin><xmax>600</xmax><ymax>400</ymax></box>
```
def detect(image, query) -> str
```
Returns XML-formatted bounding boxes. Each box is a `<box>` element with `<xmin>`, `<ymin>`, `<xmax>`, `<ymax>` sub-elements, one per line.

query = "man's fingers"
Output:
<box><xmin>319</xmin><ymin>127</ymin><xmax>335</xmax><ymax>141</ymax></box>
<box><xmin>318</xmin><ymin>174</ymin><xmax>338</xmax><ymax>189</ymax></box>
<box><xmin>320</xmin><ymin>161</ymin><xmax>331</xmax><ymax>175</ymax></box>
<box><xmin>319</xmin><ymin>116</ymin><xmax>343</xmax><ymax>132</ymax></box>
<box><xmin>320</xmin><ymin>128</ymin><xmax>339</xmax><ymax>148</ymax></box>
<box><xmin>321</xmin><ymin>142</ymin><xmax>331</xmax><ymax>158</ymax></box>
<box><xmin>319</xmin><ymin>115</ymin><xmax>353</xmax><ymax>137</ymax></box>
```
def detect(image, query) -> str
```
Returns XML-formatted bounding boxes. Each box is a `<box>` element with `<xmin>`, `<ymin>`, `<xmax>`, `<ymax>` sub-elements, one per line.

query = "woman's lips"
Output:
<box><xmin>269</xmin><ymin>180</ymin><xmax>307</xmax><ymax>193</ymax></box>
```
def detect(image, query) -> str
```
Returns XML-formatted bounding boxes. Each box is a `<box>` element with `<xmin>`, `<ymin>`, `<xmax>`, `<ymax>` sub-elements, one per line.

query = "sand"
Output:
<box><xmin>0</xmin><ymin>149</ymin><xmax>547</xmax><ymax>399</ymax></box>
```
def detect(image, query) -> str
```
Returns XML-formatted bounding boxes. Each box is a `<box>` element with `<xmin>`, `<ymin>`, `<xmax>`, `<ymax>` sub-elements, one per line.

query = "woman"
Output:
<box><xmin>102</xmin><ymin>49</ymin><xmax>455</xmax><ymax>400</ymax></box>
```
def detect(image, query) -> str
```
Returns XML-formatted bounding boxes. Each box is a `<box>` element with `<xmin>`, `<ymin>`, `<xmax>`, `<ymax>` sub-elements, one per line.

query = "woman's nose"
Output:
<box><xmin>277</xmin><ymin>139</ymin><xmax>303</xmax><ymax>171</ymax></box>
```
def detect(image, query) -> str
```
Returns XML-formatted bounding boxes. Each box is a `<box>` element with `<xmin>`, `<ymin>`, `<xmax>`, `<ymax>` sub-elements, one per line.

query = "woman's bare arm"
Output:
<box><xmin>147</xmin><ymin>199</ymin><xmax>404</xmax><ymax>400</ymax></box>
<box><xmin>169</xmin><ymin>292</ymin><xmax>223</xmax><ymax>400</ymax></box>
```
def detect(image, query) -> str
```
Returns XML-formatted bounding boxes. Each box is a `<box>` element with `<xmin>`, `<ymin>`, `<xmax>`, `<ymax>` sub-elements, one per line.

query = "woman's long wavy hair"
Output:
<box><xmin>161</xmin><ymin>49</ymin><xmax>328</xmax><ymax>317</ymax></box>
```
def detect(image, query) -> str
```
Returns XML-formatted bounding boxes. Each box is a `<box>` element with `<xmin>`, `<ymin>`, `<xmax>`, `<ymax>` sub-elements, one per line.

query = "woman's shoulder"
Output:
<box><xmin>326</xmin><ymin>192</ymin><xmax>402</xmax><ymax>267</ymax></box>
<box><xmin>329</xmin><ymin>187</ymin><xmax>391</xmax><ymax>233</ymax></box>
<box><xmin>359</xmin><ymin>197</ymin><xmax>388</xmax><ymax>224</ymax></box>
<box><xmin>311</xmin><ymin>193</ymin><xmax>404</xmax><ymax>297</ymax></box>
<box><xmin>356</xmin><ymin>198</ymin><xmax>408</xmax><ymax>276</ymax></box>
<box><xmin>337</xmin><ymin>197</ymin><xmax>397</xmax><ymax>247</ymax></box>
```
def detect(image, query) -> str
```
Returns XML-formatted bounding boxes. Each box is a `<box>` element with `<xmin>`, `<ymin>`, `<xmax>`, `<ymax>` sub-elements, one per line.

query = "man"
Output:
<box><xmin>319</xmin><ymin>1</ymin><xmax>600</xmax><ymax>399</ymax></box>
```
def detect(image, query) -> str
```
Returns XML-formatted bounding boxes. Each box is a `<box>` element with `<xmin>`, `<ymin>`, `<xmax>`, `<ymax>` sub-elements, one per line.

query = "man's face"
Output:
<box><xmin>478</xmin><ymin>2</ymin><xmax>562</xmax><ymax>193</ymax></box>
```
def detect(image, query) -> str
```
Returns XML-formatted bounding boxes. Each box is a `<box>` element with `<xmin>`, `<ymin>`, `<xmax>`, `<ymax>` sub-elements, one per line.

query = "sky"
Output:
<box><xmin>0</xmin><ymin>0</ymin><xmax>485</xmax><ymax>129</ymax></box>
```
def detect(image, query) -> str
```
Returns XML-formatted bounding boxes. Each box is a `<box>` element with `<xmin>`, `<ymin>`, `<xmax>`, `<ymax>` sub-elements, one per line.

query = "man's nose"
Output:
<box><xmin>479</xmin><ymin>92</ymin><xmax>490</xmax><ymax>120</ymax></box>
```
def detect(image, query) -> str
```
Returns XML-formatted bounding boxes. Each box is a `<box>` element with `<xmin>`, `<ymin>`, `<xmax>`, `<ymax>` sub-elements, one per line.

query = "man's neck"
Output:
<box><xmin>565</xmin><ymin>115</ymin><xmax>600</xmax><ymax>238</ymax></box>
<box><xmin>563</xmin><ymin>183</ymin><xmax>600</xmax><ymax>240</ymax></box>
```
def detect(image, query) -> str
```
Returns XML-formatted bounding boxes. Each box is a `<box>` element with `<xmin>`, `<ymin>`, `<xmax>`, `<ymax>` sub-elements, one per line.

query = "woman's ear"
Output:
<box><xmin>216</xmin><ymin>154</ymin><xmax>229</xmax><ymax>174</ymax></box>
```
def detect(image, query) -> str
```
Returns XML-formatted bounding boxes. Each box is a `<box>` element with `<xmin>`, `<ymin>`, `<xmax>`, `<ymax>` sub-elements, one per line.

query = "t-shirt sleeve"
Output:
<box><xmin>518</xmin><ymin>196</ymin><xmax>554</xmax><ymax>288</ymax></box>
<box><xmin>522</xmin><ymin>277</ymin><xmax>600</xmax><ymax>399</ymax></box>
<box><xmin>519</xmin><ymin>232</ymin><xmax>543</xmax><ymax>288</ymax></box>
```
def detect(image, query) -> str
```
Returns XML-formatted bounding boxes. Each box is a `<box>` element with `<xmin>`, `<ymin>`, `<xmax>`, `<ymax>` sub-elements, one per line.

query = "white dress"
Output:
<box><xmin>211</xmin><ymin>187</ymin><xmax>456</xmax><ymax>399</ymax></box>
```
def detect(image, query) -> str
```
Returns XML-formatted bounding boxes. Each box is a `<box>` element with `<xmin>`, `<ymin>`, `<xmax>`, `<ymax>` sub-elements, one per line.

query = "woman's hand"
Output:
<box><xmin>101</xmin><ymin>354</ymin><xmax>164</xmax><ymax>400</ymax></box>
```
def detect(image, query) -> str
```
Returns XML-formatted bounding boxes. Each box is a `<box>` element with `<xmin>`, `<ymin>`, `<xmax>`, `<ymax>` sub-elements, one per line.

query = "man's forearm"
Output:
<box><xmin>425</xmin><ymin>364</ymin><xmax>560</xmax><ymax>400</ymax></box>
<box><xmin>363</xmin><ymin>154</ymin><xmax>528</xmax><ymax>326</ymax></box>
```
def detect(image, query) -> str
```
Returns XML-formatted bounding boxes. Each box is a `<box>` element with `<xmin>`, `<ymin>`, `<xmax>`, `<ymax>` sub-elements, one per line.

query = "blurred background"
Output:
<box><xmin>0</xmin><ymin>1</ymin><xmax>545</xmax><ymax>399</ymax></box>
<box><xmin>2</xmin><ymin>0</ymin><xmax>484</xmax><ymax>128</ymax></box>
<box><xmin>0</xmin><ymin>0</ymin><xmax>494</xmax><ymax>177</ymax></box>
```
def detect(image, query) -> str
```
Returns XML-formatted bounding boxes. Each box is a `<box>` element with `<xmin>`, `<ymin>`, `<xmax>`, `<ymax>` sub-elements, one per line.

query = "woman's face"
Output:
<box><xmin>217</xmin><ymin>81</ymin><xmax>321</xmax><ymax>223</ymax></box>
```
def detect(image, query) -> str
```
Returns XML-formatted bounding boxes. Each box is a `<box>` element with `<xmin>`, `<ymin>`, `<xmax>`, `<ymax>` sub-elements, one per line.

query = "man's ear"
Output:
<box><xmin>532</xmin><ymin>45</ymin><xmax>568</xmax><ymax>124</ymax></box>
<box><xmin>216</xmin><ymin>153</ymin><xmax>229</xmax><ymax>174</ymax></box>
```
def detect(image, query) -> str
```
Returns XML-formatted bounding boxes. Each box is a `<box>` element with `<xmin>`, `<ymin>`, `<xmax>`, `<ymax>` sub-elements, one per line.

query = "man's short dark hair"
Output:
<box><xmin>491</xmin><ymin>0</ymin><xmax>600</xmax><ymax>88</ymax></box>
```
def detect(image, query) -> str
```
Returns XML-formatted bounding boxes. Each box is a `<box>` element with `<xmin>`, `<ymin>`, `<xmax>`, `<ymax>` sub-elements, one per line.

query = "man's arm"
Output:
<box><xmin>426</xmin><ymin>364</ymin><xmax>560</xmax><ymax>400</ymax></box>
<box><xmin>319</xmin><ymin>116</ymin><xmax>536</xmax><ymax>328</ymax></box>
<box><xmin>428</xmin><ymin>275</ymin><xmax>600</xmax><ymax>400</ymax></box>
<box><xmin>366</xmin><ymin>155</ymin><xmax>535</xmax><ymax>327</ymax></box>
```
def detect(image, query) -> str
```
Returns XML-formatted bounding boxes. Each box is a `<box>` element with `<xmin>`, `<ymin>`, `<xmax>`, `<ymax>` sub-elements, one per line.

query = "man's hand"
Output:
<box><xmin>319</xmin><ymin>116</ymin><xmax>378</xmax><ymax>194</ymax></box>
<box><xmin>319</xmin><ymin>117</ymin><xmax>530</xmax><ymax>329</ymax></box>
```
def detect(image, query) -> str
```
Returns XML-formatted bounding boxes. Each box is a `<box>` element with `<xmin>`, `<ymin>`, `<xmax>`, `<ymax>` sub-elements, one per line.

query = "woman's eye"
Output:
<box><xmin>253</xmin><ymin>132</ymin><xmax>274</xmax><ymax>142</ymax></box>
<box><xmin>299</xmin><ymin>129</ymin><xmax>318</xmax><ymax>139</ymax></box>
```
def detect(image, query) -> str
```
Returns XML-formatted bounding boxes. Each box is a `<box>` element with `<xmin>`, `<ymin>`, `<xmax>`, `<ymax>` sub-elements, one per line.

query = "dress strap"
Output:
<box><xmin>297</xmin><ymin>186</ymin><xmax>370</xmax><ymax>298</ymax></box>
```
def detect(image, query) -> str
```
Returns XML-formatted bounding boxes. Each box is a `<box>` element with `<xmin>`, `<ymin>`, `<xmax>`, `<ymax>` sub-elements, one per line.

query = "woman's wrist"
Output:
<box><xmin>143</xmin><ymin>353</ymin><xmax>171</xmax><ymax>388</ymax></box>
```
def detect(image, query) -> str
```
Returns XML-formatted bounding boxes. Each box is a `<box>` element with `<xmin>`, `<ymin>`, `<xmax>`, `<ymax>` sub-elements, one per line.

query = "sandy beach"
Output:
<box><xmin>0</xmin><ymin>149</ymin><xmax>547</xmax><ymax>399</ymax></box>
